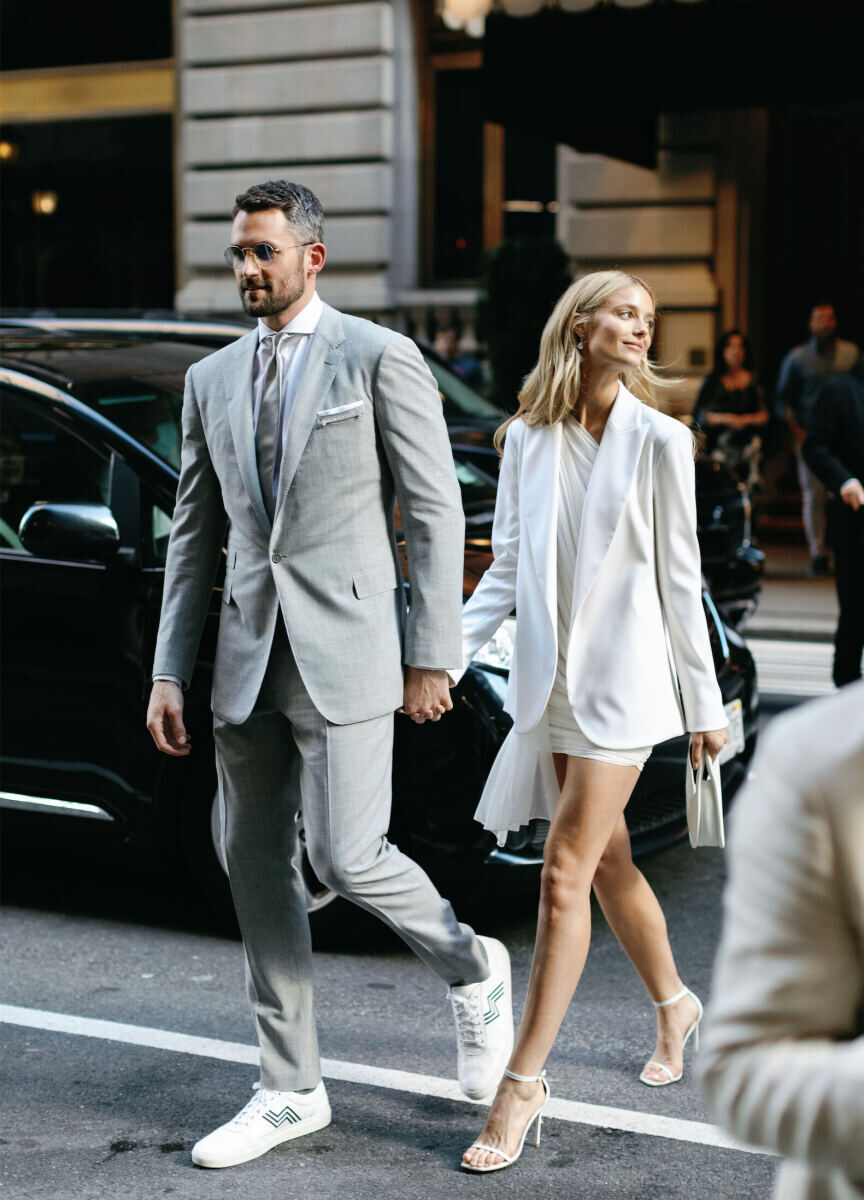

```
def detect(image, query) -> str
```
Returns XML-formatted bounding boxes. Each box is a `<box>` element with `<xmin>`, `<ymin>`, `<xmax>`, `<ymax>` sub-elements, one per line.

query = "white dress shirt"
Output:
<box><xmin>155</xmin><ymin>291</ymin><xmax>323</xmax><ymax>689</ymax></box>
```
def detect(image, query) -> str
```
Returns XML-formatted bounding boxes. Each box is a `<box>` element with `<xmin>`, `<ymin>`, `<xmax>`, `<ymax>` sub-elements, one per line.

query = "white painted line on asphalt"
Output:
<box><xmin>748</xmin><ymin>637</ymin><xmax>834</xmax><ymax>697</ymax></box>
<box><xmin>0</xmin><ymin>1002</ymin><xmax>766</xmax><ymax>1157</ymax></box>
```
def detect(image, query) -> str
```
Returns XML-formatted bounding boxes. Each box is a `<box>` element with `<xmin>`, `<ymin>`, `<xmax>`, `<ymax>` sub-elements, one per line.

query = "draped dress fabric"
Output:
<box><xmin>545</xmin><ymin>418</ymin><xmax>653</xmax><ymax>768</ymax></box>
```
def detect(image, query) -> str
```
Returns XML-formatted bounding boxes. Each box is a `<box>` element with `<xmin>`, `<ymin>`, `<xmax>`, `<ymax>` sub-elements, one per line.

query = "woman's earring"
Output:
<box><xmin>575</xmin><ymin>335</ymin><xmax>584</xmax><ymax>352</ymax></box>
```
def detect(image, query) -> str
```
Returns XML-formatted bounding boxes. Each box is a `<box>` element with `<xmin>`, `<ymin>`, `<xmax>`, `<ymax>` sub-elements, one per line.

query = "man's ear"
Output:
<box><xmin>308</xmin><ymin>243</ymin><xmax>327</xmax><ymax>276</ymax></box>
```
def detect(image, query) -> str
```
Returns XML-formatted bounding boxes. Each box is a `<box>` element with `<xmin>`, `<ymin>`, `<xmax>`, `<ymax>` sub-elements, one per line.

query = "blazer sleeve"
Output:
<box><xmin>699</xmin><ymin>718</ymin><xmax>864</xmax><ymax>1176</ymax></box>
<box><xmin>450</xmin><ymin>421</ymin><xmax>521</xmax><ymax>685</ymax></box>
<box><xmin>152</xmin><ymin>366</ymin><xmax>227</xmax><ymax>686</ymax></box>
<box><xmin>652</xmin><ymin>424</ymin><xmax>726</xmax><ymax>732</ymax></box>
<box><xmin>803</xmin><ymin>383</ymin><xmax>858</xmax><ymax>493</ymax></box>
<box><xmin>373</xmin><ymin>336</ymin><xmax>465</xmax><ymax>670</ymax></box>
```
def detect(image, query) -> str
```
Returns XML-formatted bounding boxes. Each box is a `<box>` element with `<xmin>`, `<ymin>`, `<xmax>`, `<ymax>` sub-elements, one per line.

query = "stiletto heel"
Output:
<box><xmin>639</xmin><ymin>985</ymin><xmax>703</xmax><ymax>1087</ymax></box>
<box><xmin>460</xmin><ymin>1068</ymin><xmax>550</xmax><ymax>1173</ymax></box>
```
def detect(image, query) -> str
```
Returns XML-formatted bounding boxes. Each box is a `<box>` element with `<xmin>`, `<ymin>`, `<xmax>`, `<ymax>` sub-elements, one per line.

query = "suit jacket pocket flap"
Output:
<box><xmin>353</xmin><ymin>563</ymin><xmax>399</xmax><ymax>599</ymax></box>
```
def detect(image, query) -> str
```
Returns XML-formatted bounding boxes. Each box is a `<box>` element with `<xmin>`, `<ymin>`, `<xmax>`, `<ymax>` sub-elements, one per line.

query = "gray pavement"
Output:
<box><xmin>2</xmin><ymin>556</ymin><xmax>839</xmax><ymax>1200</ymax></box>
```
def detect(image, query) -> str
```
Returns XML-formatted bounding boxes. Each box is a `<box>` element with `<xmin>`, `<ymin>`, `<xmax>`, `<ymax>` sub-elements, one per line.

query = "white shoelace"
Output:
<box><xmin>228</xmin><ymin>1086</ymin><xmax>278</xmax><ymax>1128</ymax></box>
<box><xmin>449</xmin><ymin>989</ymin><xmax>487</xmax><ymax>1048</ymax></box>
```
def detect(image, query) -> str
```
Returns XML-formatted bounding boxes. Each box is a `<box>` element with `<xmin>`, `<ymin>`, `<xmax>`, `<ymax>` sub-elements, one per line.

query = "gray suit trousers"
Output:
<box><xmin>214</xmin><ymin>624</ymin><xmax>488</xmax><ymax>1091</ymax></box>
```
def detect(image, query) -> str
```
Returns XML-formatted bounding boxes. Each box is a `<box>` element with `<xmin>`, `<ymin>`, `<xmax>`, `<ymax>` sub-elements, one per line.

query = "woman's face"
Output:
<box><xmin>581</xmin><ymin>285</ymin><xmax>655</xmax><ymax>373</ymax></box>
<box><xmin>722</xmin><ymin>334</ymin><xmax>746</xmax><ymax>372</ymax></box>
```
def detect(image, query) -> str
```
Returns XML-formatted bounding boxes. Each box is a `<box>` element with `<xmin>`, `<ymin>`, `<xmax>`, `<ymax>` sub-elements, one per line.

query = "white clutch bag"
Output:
<box><xmin>685</xmin><ymin>750</ymin><xmax>725</xmax><ymax>849</ymax></box>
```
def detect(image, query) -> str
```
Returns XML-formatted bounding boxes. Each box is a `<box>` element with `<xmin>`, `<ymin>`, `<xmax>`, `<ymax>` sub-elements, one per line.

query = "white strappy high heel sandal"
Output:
<box><xmin>460</xmin><ymin>1068</ymin><xmax>550</xmax><ymax>1173</ymax></box>
<box><xmin>640</xmin><ymin>985</ymin><xmax>703</xmax><ymax>1087</ymax></box>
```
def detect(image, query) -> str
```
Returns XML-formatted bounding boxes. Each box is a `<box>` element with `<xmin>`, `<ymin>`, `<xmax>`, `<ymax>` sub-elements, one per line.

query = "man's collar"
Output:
<box><xmin>257</xmin><ymin>290</ymin><xmax>323</xmax><ymax>341</ymax></box>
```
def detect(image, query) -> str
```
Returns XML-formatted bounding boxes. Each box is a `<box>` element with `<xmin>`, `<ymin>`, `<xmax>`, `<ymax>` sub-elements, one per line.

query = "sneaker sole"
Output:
<box><xmin>191</xmin><ymin>1106</ymin><xmax>332</xmax><ymax>1169</ymax></box>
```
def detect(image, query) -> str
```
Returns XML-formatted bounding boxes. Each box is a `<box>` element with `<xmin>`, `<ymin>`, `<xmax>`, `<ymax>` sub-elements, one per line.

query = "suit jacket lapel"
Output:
<box><xmin>273</xmin><ymin>303</ymin><xmax>345</xmax><ymax>520</ymax></box>
<box><xmin>521</xmin><ymin>421</ymin><xmax>561</xmax><ymax>632</ymax></box>
<box><xmin>570</xmin><ymin>384</ymin><xmax>649</xmax><ymax>620</ymax></box>
<box><xmin>225</xmin><ymin>330</ymin><xmax>272</xmax><ymax>535</ymax></box>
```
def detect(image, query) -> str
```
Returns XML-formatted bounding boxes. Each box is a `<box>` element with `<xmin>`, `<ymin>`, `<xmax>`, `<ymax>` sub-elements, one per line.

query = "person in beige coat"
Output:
<box><xmin>700</xmin><ymin>680</ymin><xmax>864</xmax><ymax>1200</ymax></box>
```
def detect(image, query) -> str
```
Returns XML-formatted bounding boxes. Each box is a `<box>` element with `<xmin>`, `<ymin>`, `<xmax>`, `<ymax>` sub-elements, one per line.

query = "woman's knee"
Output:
<box><xmin>540</xmin><ymin>845</ymin><xmax>593</xmax><ymax>912</ymax></box>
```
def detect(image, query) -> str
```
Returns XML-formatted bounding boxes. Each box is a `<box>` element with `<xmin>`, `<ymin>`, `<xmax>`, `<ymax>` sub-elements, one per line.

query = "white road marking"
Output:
<box><xmin>748</xmin><ymin>637</ymin><xmax>834</xmax><ymax>697</ymax></box>
<box><xmin>0</xmin><ymin>1002</ymin><xmax>767</xmax><ymax>1156</ymax></box>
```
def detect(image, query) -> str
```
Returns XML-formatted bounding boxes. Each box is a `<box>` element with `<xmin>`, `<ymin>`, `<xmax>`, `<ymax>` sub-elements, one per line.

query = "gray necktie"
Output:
<box><xmin>255</xmin><ymin>333</ymin><xmax>282</xmax><ymax>521</ymax></box>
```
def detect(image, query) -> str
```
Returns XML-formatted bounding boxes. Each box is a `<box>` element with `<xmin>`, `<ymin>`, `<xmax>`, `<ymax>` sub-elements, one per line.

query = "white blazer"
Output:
<box><xmin>457</xmin><ymin>384</ymin><xmax>726</xmax><ymax>840</ymax></box>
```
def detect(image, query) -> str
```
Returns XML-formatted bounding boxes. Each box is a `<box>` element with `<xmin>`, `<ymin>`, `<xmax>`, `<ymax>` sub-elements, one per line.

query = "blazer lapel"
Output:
<box><xmin>570</xmin><ymin>384</ymin><xmax>649</xmax><ymax>620</ymax></box>
<box><xmin>273</xmin><ymin>303</ymin><xmax>345</xmax><ymax>519</ymax></box>
<box><xmin>225</xmin><ymin>330</ymin><xmax>272</xmax><ymax>535</ymax></box>
<box><xmin>521</xmin><ymin>421</ymin><xmax>561</xmax><ymax>631</ymax></box>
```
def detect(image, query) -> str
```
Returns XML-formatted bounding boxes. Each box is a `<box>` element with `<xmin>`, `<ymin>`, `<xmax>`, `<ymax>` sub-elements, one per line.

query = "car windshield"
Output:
<box><xmin>0</xmin><ymin>338</ymin><xmax>210</xmax><ymax>471</ymax></box>
<box><xmin>421</xmin><ymin>353</ymin><xmax>505</xmax><ymax>421</ymax></box>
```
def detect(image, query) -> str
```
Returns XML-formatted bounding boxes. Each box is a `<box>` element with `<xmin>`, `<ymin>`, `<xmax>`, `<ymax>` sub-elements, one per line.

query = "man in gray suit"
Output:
<box><xmin>146</xmin><ymin>181</ymin><xmax>512</xmax><ymax>1169</ymax></box>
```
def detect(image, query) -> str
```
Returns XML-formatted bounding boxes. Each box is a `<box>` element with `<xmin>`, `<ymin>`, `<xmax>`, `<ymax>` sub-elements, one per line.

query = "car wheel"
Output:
<box><xmin>208</xmin><ymin>792</ymin><xmax>345</xmax><ymax>930</ymax></box>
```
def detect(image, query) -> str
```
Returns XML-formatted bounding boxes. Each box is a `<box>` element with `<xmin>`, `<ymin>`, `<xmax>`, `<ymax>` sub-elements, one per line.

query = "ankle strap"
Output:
<box><xmin>652</xmin><ymin>986</ymin><xmax>690</xmax><ymax>1009</ymax></box>
<box><xmin>503</xmin><ymin>1068</ymin><xmax>546</xmax><ymax>1083</ymax></box>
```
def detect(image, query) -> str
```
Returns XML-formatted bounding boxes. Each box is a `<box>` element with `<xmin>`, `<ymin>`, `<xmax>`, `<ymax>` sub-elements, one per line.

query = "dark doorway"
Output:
<box><xmin>1</xmin><ymin>116</ymin><xmax>174</xmax><ymax>312</ymax></box>
<box><xmin>762</xmin><ymin>104</ymin><xmax>864</xmax><ymax>380</ymax></box>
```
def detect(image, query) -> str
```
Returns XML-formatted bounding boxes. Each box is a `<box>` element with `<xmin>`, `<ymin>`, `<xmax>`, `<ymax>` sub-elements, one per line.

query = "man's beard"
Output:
<box><xmin>239</xmin><ymin>274</ymin><xmax>305</xmax><ymax>317</ymax></box>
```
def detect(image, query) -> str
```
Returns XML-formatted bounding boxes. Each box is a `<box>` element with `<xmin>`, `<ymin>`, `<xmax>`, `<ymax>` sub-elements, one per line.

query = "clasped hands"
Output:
<box><xmin>397</xmin><ymin>666</ymin><xmax>453</xmax><ymax>725</ymax></box>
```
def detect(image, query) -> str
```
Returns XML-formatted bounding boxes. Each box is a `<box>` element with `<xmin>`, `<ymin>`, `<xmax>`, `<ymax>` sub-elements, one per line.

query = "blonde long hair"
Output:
<box><xmin>494</xmin><ymin>270</ymin><xmax>675</xmax><ymax>451</ymax></box>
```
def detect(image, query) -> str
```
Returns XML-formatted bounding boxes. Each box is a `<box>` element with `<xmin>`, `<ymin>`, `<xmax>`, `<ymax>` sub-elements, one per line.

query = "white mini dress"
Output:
<box><xmin>546</xmin><ymin>418</ymin><xmax>653</xmax><ymax>769</ymax></box>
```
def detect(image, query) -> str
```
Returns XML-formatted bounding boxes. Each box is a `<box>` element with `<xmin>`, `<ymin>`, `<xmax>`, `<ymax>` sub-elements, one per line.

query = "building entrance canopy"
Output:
<box><xmin>475</xmin><ymin>0</ymin><xmax>861</xmax><ymax>167</ymax></box>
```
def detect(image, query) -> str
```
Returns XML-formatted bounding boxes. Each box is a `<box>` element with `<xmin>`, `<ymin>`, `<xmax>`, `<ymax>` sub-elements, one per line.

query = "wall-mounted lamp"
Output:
<box><xmin>32</xmin><ymin>190</ymin><xmax>59</xmax><ymax>215</ymax></box>
<box><xmin>0</xmin><ymin>140</ymin><xmax>19</xmax><ymax>162</ymax></box>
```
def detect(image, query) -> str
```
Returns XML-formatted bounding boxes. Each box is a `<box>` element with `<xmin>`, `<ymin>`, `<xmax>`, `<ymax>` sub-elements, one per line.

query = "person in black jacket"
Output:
<box><xmin>803</xmin><ymin>362</ymin><xmax>864</xmax><ymax>686</ymax></box>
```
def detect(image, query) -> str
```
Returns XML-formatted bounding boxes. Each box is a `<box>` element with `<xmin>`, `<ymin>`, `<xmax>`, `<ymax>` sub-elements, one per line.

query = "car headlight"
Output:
<box><xmin>472</xmin><ymin>616</ymin><xmax>516</xmax><ymax>674</ymax></box>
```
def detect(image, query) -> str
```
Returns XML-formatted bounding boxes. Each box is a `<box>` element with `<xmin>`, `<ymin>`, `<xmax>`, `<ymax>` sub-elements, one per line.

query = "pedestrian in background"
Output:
<box><xmin>694</xmin><ymin>329</ymin><xmax>769</xmax><ymax>491</ymax></box>
<box><xmin>776</xmin><ymin>304</ymin><xmax>859</xmax><ymax>575</ymax></box>
<box><xmin>452</xmin><ymin>270</ymin><xmax>727</xmax><ymax>1173</ymax></box>
<box><xmin>147</xmin><ymin>180</ymin><xmax>513</xmax><ymax>1170</ymax></box>
<box><xmin>803</xmin><ymin>360</ymin><xmax>864</xmax><ymax>686</ymax></box>
<box><xmin>700</xmin><ymin>681</ymin><xmax>864</xmax><ymax>1200</ymax></box>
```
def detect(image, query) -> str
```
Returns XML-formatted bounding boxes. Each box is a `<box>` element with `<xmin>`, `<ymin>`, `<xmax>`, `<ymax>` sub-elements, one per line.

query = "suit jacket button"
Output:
<box><xmin>271</xmin><ymin>553</ymin><xmax>282</xmax><ymax>563</ymax></box>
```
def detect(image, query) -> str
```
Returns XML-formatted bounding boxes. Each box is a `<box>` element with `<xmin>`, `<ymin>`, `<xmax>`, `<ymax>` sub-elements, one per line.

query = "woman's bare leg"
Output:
<box><xmin>462</xmin><ymin>755</ymin><xmax>638</xmax><ymax>1170</ymax></box>
<box><xmin>592</xmin><ymin>815</ymin><xmax>700</xmax><ymax>1082</ymax></box>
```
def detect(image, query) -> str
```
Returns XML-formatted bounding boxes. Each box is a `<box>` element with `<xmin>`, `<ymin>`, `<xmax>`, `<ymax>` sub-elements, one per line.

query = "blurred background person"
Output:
<box><xmin>776</xmin><ymin>304</ymin><xmax>860</xmax><ymax>576</ymax></box>
<box><xmin>694</xmin><ymin>329</ymin><xmax>769</xmax><ymax>492</ymax></box>
<box><xmin>700</xmin><ymin>681</ymin><xmax>864</xmax><ymax>1200</ymax></box>
<box><xmin>803</xmin><ymin>361</ymin><xmax>864</xmax><ymax>687</ymax></box>
<box><xmin>433</xmin><ymin>323</ymin><xmax>487</xmax><ymax>393</ymax></box>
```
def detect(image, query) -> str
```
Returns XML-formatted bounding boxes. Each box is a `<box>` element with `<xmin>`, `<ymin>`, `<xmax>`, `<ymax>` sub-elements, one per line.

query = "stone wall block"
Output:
<box><xmin>183</xmin><ymin>3</ymin><xmax>393</xmax><ymax>65</ymax></box>
<box><xmin>186</xmin><ymin>110</ymin><xmax>393</xmax><ymax>166</ymax></box>
<box><xmin>183</xmin><ymin>56</ymin><xmax>393</xmax><ymax>115</ymax></box>
<box><xmin>184</xmin><ymin>163</ymin><xmax>393</xmax><ymax>216</ymax></box>
<box><xmin>563</xmin><ymin>206</ymin><xmax>714</xmax><ymax>260</ymax></box>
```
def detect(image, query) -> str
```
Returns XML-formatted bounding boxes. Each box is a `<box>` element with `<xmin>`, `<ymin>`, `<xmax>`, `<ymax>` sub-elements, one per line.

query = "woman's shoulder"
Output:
<box><xmin>641</xmin><ymin>404</ymin><xmax>692</xmax><ymax>447</ymax></box>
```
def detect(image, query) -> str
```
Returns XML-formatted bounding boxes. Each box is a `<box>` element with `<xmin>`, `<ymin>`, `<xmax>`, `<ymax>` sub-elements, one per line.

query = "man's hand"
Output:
<box><xmin>146</xmin><ymin>681</ymin><xmax>191</xmax><ymax>755</ymax></box>
<box><xmin>397</xmin><ymin>667</ymin><xmax>453</xmax><ymax>725</ymax></box>
<box><xmin>690</xmin><ymin>728</ymin><xmax>728</xmax><ymax>770</ymax></box>
<box><xmin>840</xmin><ymin>478</ymin><xmax>864</xmax><ymax>511</ymax></box>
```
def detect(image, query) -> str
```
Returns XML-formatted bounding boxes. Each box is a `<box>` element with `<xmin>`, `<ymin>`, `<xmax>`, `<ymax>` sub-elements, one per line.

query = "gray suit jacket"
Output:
<box><xmin>700</xmin><ymin>681</ymin><xmax>864</xmax><ymax>1200</ymax></box>
<box><xmin>152</xmin><ymin>301</ymin><xmax>465</xmax><ymax>725</ymax></box>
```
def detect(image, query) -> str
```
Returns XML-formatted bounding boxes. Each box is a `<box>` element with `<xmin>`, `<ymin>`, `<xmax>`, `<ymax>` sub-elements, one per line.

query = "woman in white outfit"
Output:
<box><xmin>455</xmin><ymin>271</ymin><xmax>728</xmax><ymax>1172</ymax></box>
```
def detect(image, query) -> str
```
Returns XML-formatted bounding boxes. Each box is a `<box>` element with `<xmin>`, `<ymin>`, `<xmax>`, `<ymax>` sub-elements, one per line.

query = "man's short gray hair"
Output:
<box><xmin>232</xmin><ymin>180</ymin><xmax>324</xmax><ymax>244</ymax></box>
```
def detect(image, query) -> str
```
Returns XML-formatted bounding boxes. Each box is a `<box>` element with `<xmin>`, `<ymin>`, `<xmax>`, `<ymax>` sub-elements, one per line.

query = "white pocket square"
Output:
<box><xmin>316</xmin><ymin>400</ymin><xmax>363</xmax><ymax>426</ymax></box>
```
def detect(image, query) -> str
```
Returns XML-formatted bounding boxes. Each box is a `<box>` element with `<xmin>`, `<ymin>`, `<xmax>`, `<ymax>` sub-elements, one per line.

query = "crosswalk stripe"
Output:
<box><xmin>0</xmin><ymin>1002</ymin><xmax>769</xmax><ymax>1157</ymax></box>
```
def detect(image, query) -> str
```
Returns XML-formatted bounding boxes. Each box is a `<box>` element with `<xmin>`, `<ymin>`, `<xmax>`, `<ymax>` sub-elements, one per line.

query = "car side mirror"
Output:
<box><xmin>18</xmin><ymin>501</ymin><xmax>121</xmax><ymax>563</ymax></box>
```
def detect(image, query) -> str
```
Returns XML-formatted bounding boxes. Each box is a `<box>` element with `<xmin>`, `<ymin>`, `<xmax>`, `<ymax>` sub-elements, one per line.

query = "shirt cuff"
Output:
<box><xmin>153</xmin><ymin>674</ymin><xmax>187</xmax><ymax>690</ymax></box>
<box><xmin>840</xmin><ymin>477</ymin><xmax>861</xmax><ymax>491</ymax></box>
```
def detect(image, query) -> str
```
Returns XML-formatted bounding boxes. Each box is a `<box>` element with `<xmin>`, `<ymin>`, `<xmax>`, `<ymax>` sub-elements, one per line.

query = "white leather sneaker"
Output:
<box><xmin>449</xmin><ymin>935</ymin><xmax>514</xmax><ymax>1101</ymax></box>
<box><xmin>191</xmin><ymin>1081</ymin><xmax>331</xmax><ymax>1168</ymax></box>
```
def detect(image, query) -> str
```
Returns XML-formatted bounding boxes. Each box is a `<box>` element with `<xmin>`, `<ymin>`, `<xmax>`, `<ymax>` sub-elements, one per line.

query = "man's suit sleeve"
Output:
<box><xmin>652</xmin><ymin>425</ymin><xmax>726</xmax><ymax>732</ymax></box>
<box><xmin>803</xmin><ymin>383</ymin><xmax>856</xmax><ymax>494</ymax></box>
<box><xmin>373</xmin><ymin>337</ymin><xmax>465</xmax><ymax>670</ymax></box>
<box><xmin>700</xmin><ymin>717</ymin><xmax>864</xmax><ymax>1176</ymax></box>
<box><xmin>152</xmin><ymin>366</ymin><xmax>227</xmax><ymax>686</ymax></box>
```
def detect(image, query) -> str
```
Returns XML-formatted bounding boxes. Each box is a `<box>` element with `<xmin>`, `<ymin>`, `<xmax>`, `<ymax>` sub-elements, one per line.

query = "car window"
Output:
<box><xmin>151</xmin><ymin>503</ymin><xmax>173</xmax><ymax>564</ymax></box>
<box><xmin>0</xmin><ymin>388</ymin><xmax>111</xmax><ymax>552</ymax></box>
<box><xmin>422</xmin><ymin>354</ymin><xmax>505</xmax><ymax>421</ymax></box>
<box><xmin>76</xmin><ymin>380</ymin><xmax>183</xmax><ymax>471</ymax></box>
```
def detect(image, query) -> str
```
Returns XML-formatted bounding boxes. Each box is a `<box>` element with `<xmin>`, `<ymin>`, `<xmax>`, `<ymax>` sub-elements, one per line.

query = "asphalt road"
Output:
<box><xmin>0</xmin><ymin>701</ymin><xmax>805</xmax><ymax>1200</ymax></box>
